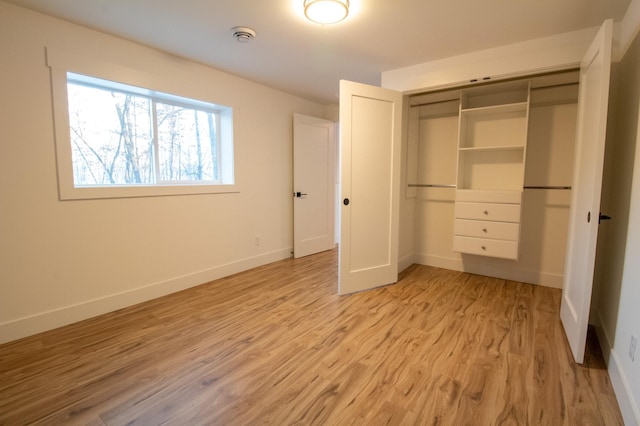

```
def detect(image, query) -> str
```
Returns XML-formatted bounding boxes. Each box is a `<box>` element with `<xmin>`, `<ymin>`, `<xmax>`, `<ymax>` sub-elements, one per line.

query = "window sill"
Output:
<box><xmin>59</xmin><ymin>183</ymin><xmax>240</xmax><ymax>201</ymax></box>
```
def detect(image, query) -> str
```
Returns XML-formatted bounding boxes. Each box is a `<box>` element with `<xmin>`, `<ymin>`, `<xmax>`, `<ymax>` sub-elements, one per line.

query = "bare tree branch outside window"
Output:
<box><xmin>67</xmin><ymin>80</ymin><xmax>220</xmax><ymax>186</ymax></box>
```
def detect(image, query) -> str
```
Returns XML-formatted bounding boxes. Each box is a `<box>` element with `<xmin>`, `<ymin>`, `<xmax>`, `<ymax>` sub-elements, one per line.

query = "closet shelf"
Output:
<box><xmin>459</xmin><ymin>145</ymin><xmax>525</xmax><ymax>152</ymax></box>
<box><xmin>460</xmin><ymin>102</ymin><xmax>528</xmax><ymax>116</ymax></box>
<box><xmin>456</xmin><ymin>189</ymin><xmax>522</xmax><ymax>203</ymax></box>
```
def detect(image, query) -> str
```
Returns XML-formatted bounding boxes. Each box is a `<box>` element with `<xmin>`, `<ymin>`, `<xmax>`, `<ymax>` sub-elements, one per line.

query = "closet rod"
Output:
<box><xmin>523</xmin><ymin>185</ymin><xmax>572</xmax><ymax>190</ymax></box>
<box><xmin>408</xmin><ymin>184</ymin><xmax>457</xmax><ymax>188</ymax></box>
<box><xmin>408</xmin><ymin>184</ymin><xmax>571</xmax><ymax>190</ymax></box>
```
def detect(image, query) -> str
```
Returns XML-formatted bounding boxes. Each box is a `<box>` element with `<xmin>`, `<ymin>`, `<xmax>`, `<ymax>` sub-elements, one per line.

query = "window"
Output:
<box><xmin>68</xmin><ymin>73</ymin><xmax>230</xmax><ymax>187</ymax></box>
<box><xmin>47</xmin><ymin>48</ymin><xmax>236</xmax><ymax>200</ymax></box>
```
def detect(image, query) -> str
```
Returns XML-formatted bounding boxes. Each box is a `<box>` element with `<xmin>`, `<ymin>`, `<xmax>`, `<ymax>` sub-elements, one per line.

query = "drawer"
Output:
<box><xmin>453</xmin><ymin>236</ymin><xmax>519</xmax><ymax>260</ymax></box>
<box><xmin>454</xmin><ymin>202</ymin><xmax>521</xmax><ymax>222</ymax></box>
<box><xmin>456</xmin><ymin>190</ymin><xmax>522</xmax><ymax>204</ymax></box>
<box><xmin>454</xmin><ymin>219</ymin><xmax>520</xmax><ymax>240</ymax></box>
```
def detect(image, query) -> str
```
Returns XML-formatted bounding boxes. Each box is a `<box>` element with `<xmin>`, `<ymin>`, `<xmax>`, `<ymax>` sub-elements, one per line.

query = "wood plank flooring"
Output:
<box><xmin>0</xmin><ymin>249</ymin><xmax>623</xmax><ymax>425</ymax></box>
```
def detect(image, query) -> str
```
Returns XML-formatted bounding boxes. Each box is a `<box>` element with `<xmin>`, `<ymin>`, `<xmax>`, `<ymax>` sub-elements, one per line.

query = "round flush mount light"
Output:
<box><xmin>231</xmin><ymin>26</ymin><xmax>256</xmax><ymax>43</ymax></box>
<box><xmin>304</xmin><ymin>0</ymin><xmax>349</xmax><ymax>24</ymax></box>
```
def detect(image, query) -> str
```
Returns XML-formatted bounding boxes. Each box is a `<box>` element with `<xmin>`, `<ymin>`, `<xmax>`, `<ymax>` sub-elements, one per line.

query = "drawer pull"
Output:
<box><xmin>484</xmin><ymin>210</ymin><xmax>489</xmax><ymax>215</ymax></box>
<box><xmin>482</xmin><ymin>228</ymin><xmax>488</xmax><ymax>233</ymax></box>
<box><xmin>481</xmin><ymin>245</ymin><xmax>486</xmax><ymax>251</ymax></box>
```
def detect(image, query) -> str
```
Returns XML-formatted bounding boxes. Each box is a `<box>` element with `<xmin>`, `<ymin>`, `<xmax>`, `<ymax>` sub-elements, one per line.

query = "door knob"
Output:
<box><xmin>343</xmin><ymin>198</ymin><xmax>350</xmax><ymax>206</ymax></box>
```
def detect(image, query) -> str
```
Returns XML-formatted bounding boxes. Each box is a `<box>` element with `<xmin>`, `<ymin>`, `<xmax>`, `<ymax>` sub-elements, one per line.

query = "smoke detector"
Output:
<box><xmin>231</xmin><ymin>26</ymin><xmax>256</xmax><ymax>43</ymax></box>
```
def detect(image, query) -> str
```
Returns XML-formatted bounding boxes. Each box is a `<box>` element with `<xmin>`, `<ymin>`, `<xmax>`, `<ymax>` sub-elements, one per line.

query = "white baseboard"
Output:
<box><xmin>0</xmin><ymin>248</ymin><xmax>293</xmax><ymax>345</ymax></box>
<box><xmin>398</xmin><ymin>253</ymin><xmax>416</xmax><ymax>273</ymax></box>
<box><xmin>413</xmin><ymin>253</ymin><xmax>464</xmax><ymax>273</ymax></box>
<box><xmin>595</xmin><ymin>313</ymin><xmax>640</xmax><ymax>426</ymax></box>
<box><xmin>413</xmin><ymin>253</ymin><xmax>564</xmax><ymax>288</ymax></box>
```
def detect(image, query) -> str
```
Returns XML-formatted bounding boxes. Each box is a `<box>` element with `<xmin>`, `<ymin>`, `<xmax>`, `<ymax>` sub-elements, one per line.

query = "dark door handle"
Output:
<box><xmin>294</xmin><ymin>192</ymin><xmax>308</xmax><ymax>198</ymax></box>
<box><xmin>599</xmin><ymin>213</ymin><xmax>612</xmax><ymax>224</ymax></box>
<box><xmin>343</xmin><ymin>198</ymin><xmax>350</xmax><ymax>206</ymax></box>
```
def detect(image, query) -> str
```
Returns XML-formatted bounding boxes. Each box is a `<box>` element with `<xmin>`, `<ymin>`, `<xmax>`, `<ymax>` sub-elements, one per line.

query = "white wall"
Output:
<box><xmin>382</xmin><ymin>27</ymin><xmax>597</xmax><ymax>94</ymax></box>
<box><xmin>0</xmin><ymin>1</ymin><xmax>327</xmax><ymax>343</ymax></box>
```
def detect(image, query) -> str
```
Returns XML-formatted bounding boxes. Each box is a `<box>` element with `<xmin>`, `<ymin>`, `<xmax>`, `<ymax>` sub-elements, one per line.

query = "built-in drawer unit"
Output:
<box><xmin>453</xmin><ymin>190</ymin><xmax>523</xmax><ymax>260</ymax></box>
<box><xmin>454</xmin><ymin>81</ymin><xmax>529</xmax><ymax>261</ymax></box>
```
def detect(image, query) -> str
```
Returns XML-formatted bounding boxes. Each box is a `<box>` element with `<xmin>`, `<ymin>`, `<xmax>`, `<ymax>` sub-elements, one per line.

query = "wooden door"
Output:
<box><xmin>293</xmin><ymin>113</ymin><xmax>336</xmax><ymax>258</ymax></box>
<box><xmin>560</xmin><ymin>19</ymin><xmax>613</xmax><ymax>363</ymax></box>
<box><xmin>338</xmin><ymin>80</ymin><xmax>402</xmax><ymax>295</ymax></box>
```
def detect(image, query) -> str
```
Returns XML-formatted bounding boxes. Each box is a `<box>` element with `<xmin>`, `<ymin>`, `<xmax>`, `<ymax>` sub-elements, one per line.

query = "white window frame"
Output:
<box><xmin>47</xmin><ymin>48</ymin><xmax>238</xmax><ymax>200</ymax></box>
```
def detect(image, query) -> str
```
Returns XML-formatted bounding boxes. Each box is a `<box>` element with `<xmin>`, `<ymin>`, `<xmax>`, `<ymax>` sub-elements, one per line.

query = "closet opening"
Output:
<box><xmin>402</xmin><ymin>69</ymin><xmax>580</xmax><ymax>288</ymax></box>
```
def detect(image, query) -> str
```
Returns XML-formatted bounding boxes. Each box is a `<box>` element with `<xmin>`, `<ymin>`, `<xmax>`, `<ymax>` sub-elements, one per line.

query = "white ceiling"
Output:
<box><xmin>6</xmin><ymin>0</ymin><xmax>631</xmax><ymax>104</ymax></box>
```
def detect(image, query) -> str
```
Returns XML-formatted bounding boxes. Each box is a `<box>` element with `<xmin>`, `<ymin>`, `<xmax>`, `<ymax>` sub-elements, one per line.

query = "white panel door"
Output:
<box><xmin>560</xmin><ymin>19</ymin><xmax>613</xmax><ymax>364</ymax></box>
<box><xmin>293</xmin><ymin>113</ymin><xmax>336</xmax><ymax>258</ymax></box>
<box><xmin>339</xmin><ymin>80</ymin><xmax>402</xmax><ymax>295</ymax></box>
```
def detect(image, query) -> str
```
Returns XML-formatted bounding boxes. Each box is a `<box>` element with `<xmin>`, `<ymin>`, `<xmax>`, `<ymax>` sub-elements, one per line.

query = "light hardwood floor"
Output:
<box><xmin>0</xmin><ymin>249</ymin><xmax>623</xmax><ymax>425</ymax></box>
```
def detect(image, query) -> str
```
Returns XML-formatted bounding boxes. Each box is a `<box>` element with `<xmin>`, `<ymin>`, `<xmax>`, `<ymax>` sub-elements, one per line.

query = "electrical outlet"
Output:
<box><xmin>255</xmin><ymin>236</ymin><xmax>261</xmax><ymax>246</ymax></box>
<box><xmin>630</xmin><ymin>334</ymin><xmax>637</xmax><ymax>362</ymax></box>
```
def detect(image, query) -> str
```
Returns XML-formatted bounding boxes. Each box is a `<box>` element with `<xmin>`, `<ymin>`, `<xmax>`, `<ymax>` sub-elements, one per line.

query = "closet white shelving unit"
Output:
<box><xmin>453</xmin><ymin>80</ymin><xmax>531</xmax><ymax>260</ymax></box>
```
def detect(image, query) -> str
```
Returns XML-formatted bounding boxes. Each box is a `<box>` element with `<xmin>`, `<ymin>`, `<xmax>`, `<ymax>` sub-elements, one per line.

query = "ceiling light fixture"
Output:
<box><xmin>304</xmin><ymin>0</ymin><xmax>349</xmax><ymax>24</ymax></box>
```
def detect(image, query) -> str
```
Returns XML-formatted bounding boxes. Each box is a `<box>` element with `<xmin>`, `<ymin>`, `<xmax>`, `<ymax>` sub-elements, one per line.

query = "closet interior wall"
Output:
<box><xmin>405</xmin><ymin>73</ymin><xmax>579</xmax><ymax>288</ymax></box>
